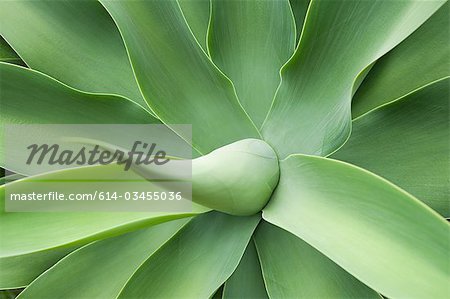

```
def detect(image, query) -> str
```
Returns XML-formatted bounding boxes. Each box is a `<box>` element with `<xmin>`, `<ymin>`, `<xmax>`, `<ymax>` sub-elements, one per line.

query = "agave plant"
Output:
<box><xmin>0</xmin><ymin>0</ymin><xmax>449</xmax><ymax>298</ymax></box>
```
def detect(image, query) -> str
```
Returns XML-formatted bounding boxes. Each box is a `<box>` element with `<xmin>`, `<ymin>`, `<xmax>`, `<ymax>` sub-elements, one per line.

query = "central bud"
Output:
<box><xmin>192</xmin><ymin>139</ymin><xmax>279</xmax><ymax>216</ymax></box>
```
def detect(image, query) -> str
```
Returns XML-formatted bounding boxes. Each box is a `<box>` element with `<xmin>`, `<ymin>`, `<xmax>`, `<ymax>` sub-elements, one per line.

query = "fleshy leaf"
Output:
<box><xmin>0</xmin><ymin>0</ymin><xmax>149</xmax><ymax>109</ymax></box>
<box><xmin>17</xmin><ymin>219</ymin><xmax>190</xmax><ymax>298</ymax></box>
<box><xmin>208</xmin><ymin>0</ymin><xmax>295</xmax><ymax>126</ymax></box>
<box><xmin>223</xmin><ymin>240</ymin><xmax>268</xmax><ymax>299</ymax></box>
<box><xmin>179</xmin><ymin>0</ymin><xmax>210</xmax><ymax>50</ymax></box>
<box><xmin>262</xmin><ymin>0</ymin><xmax>445</xmax><ymax>157</ymax></box>
<box><xmin>0</xmin><ymin>37</ymin><xmax>24</xmax><ymax>66</ymax></box>
<box><xmin>100</xmin><ymin>0</ymin><xmax>260</xmax><ymax>154</ymax></box>
<box><xmin>289</xmin><ymin>0</ymin><xmax>310</xmax><ymax>42</ymax></box>
<box><xmin>117</xmin><ymin>212</ymin><xmax>260</xmax><ymax>298</ymax></box>
<box><xmin>352</xmin><ymin>2</ymin><xmax>450</xmax><ymax>117</ymax></box>
<box><xmin>333</xmin><ymin>78</ymin><xmax>450</xmax><ymax>216</ymax></box>
<box><xmin>254</xmin><ymin>221</ymin><xmax>380</xmax><ymax>298</ymax></box>
<box><xmin>263</xmin><ymin>154</ymin><xmax>450</xmax><ymax>298</ymax></box>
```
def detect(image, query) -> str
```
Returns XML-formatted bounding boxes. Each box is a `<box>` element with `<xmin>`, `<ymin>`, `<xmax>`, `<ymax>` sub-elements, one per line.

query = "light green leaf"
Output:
<box><xmin>0</xmin><ymin>164</ymin><xmax>207</xmax><ymax>259</ymax></box>
<box><xmin>352</xmin><ymin>2</ymin><xmax>450</xmax><ymax>118</ymax></box>
<box><xmin>0</xmin><ymin>36</ymin><xmax>23</xmax><ymax>66</ymax></box>
<box><xmin>208</xmin><ymin>0</ymin><xmax>295</xmax><ymax>127</ymax></box>
<box><xmin>117</xmin><ymin>212</ymin><xmax>260</xmax><ymax>298</ymax></box>
<box><xmin>262</xmin><ymin>0</ymin><xmax>445</xmax><ymax>157</ymax></box>
<box><xmin>223</xmin><ymin>240</ymin><xmax>268</xmax><ymax>299</ymax></box>
<box><xmin>17</xmin><ymin>219</ymin><xmax>190</xmax><ymax>298</ymax></box>
<box><xmin>289</xmin><ymin>0</ymin><xmax>310</xmax><ymax>42</ymax></box>
<box><xmin>333</xmin><ymin>78</ymin><xmax>449</xmax><ymax>216</ymax></box>
<box><xmin>100</xmin><ymin>0</ymin><xmax>260</xmax><ymax>154</ymax></box>
<box><xmin>263</xmin><ymin>154</ymin><xmax>450</xmax><ymax>298</ymax></box>
<box><xmin>254</xmin><ymin>221</ymin><xmax>380</xmax><ymax>298</ymax></box>
<box><xmin>179</xmin><ymin>0</ymin><xmax>210</xmax><ymax>51</ymax></box>
<box><xmin>0</xmin><ymin>0</ymin><xmax>148</xmax><ymax>109</ymax></box>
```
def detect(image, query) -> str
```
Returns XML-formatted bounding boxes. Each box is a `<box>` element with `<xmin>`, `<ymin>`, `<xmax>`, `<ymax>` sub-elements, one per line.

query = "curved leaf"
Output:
<box><xmin>117</xmin><ymin>212</ymin><xmax>260</xmax><ymax>298</ymax></box>
<box><xmin>263</xmin><ymin>154</ymin><xmax>450</xmax><ymax>298</ymax></box>
<box><xmin>289</xmin><ymin>0</ymin><xmax>310</xmax><ymax>42</ymax></box>
<box><xmin>0</xmin><ymin>37</ymin><xmax>24</xmax><ymax>66</ymax></box>
<box><xmin>17</xmin><ymin>219</ymin><xmax>190</xmax><ymax>298</ymax></box>
<box><xmin>352</xmin><ymin>2</ymin><xmax>450</xmax><ymax>118</ymax></box>
<box><xmin>223</xmin><ymin>240</ymin><xmax>268</xmax><ymax>299</ymax></box>
<box><xmin>208</xmin><ymin>0</ymin><xmax>295</xmax><ymax>126</ymax></box>
<box><xmin>100</xmin><ymin>0</ymin><xmax>260</xmax><ymax>154</ymax></box>
<box><xmin>179</xmin><ymin>0</ymin><xmax>210</xmax><ymax>50</ymax></box>
<box><xmin>333</xmin><ymin>78</ymin><xmax>449</xmax><ymax>216</ymax></box>
<box><xmin>262</xmin><ymin>0</ymin><xmax>445</xmax><ymax>157</ymax></box>
<box><xmin>254</xmin><ymin>221</ymin><xmax>380</xmax><ymax>298</ymax></box>
<box><xmin>0</xmin><ymin>0</ymin><xmax>148</xmax><ymax>109</ymax></box>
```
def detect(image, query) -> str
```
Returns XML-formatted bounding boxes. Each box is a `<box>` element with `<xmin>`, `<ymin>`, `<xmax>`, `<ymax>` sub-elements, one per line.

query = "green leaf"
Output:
<box><xmin>223</xmin><ymin>240</ymin><xmax>268</xmax><ymax>299</ymax></box>
<box><xmin>254</xmin><ymin>221</ymin><xmax>380</xmax><ymax>298</ymax></box>
<box><xmin>289</xmin><ymin>0</ymin><xmax>310</xmax><ymax>42</ymax></box>
<box><xmin>17</xmin><ymin>219</ymin><xmax>190</xmax><ymax>298</ymax></box>
<box><xmin>0</xmin><ymin>37</ymin><xmax>24</xmax><ymax>66</ymax></box>
<box><xmin>117</xmin><ymin>212</ymin><xmax>260</xmax><ymax>298</ymax></box>
<box><xmin>263</xmin><ymin>154</ymin><xmax>450</xmax><ymax>298</ymax></box>
<box><xmin>100</xmin><ymin>0</ymin><xmax>260</xmax><ymax>154</ymax></box>
<box><xmin>334</xmin><ymin>78</ymin><xmax>449</xmax><ymax>216</ymax></box>
<box><xmin>179</xmin><ymin>0</ymin><xmax>210</xmax><ymax>51</ymax></box>
<box><xmin>352</xmin><ymin>2</ymin><xmax>450</xmax><ymax>118</ymax></box>
<box><xmin>0</xmin><ymin>164</ymin><xmax>207</xmax><ymax>260</ymax></box>
<box><xmin>208</xmin><ymin>0</ymin><xmax>295</xmax><ymax>126</ymax></box>
<box><xmin>0</xmin><ymin>0</ymin><xmax>148</xmax><ymax>109</ymax></box>
<box><xmin>262</xmin><ymin>0</ymin><xmax>445</xmax><ymax>157</ymax></box>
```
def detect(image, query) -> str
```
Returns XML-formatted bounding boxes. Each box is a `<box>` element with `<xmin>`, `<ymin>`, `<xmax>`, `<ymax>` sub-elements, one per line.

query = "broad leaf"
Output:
<box><xmin>117</xmin><ymin>212</ymin><xmax>260</xmax><ymax>298</ymax></box>
<box><xmin>0</xmin><ymin>37</ymin><xmax>23</xmax><ymax>66</ymax></box>
<box><xmin>289</xmin><ymin>0</ymin><xmax>310</xmax><ymax>42</ymax></box>
<box><xmin>223</xmin><ymin>240</ymin><xmax>268</xmax><ymax>299</ymax></box>
<box><xmin>334</xmin><ymin>78</ymin><xmax>449</xmax><ymax>216</ymax></box>
<box><xmin>263</xmin><ymin>155</ymin><xmax>450</xmax><ymax>298</ymax></box>
<box><xmin>208</xmin><ymin>0</ymin><xmax>295</xmax><ymax>126</ymax></box>
<box><xmin>100</xmin><ymin>0</ymin><xmax>260</xmax><ymax>154</ymax></box>
<box><xmin>179</xmin><ymin>0</ymin><xmax>210</xmax><ymax>50</ymax></box>
<box><xmin>254</xmin><ymin>221</ymin><xmax>380</xmax><ymax>298</ymax></box>
<box><xmin>262</xmin><ymin>0</ymin><xmax>445</xmax><ymax>157</ymax></box>
<box><xmin>18</xmin><ymin>219</ymin><xmax>190</xmax><ymax>298</ymax></box>
<box><xmin>352</xmin><ymin>2</ymin><xmax>450</xmax><ymax>117</ymax></box>
<box><xmin>0</xmin><ymin>0</ymin><xmax>148</xmax><ymax>109</ymax></box>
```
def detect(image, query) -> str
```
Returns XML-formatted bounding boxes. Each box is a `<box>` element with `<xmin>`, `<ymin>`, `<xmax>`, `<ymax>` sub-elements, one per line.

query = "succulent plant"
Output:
<box><xmin>0</xmin><ymin>0</ymin><xmax>449</xmax><ymax>298</ymax></box>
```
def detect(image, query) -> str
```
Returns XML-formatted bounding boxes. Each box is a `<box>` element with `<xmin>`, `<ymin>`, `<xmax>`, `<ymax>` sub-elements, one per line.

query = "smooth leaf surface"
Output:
<box><xmin>18</xmin><ymin>219</ymin><xmax>190</xmax><ymax>298</ymax></box>
<box><xmin>289</xmin><ymin>0</ymin><xmax>310</xmax><ymax>42</ymax></box>
<box><xmin>223</xmin><ymin>240</ymin><xmax>268</xmax><ymax>299</ymax></box>
<box><xmin>0</xmin><ymin>37</ymin><xmax>23</xmax><ymax>66</ymax></box>
<box><xmin>101</xmin><ymin>0</ymin><xmax>260</xmax><ymax>154</ymax></box>
<box><xmin>262</xmin><ymin>0</ymin><xmax>445</xmax><ymax>157</ymax></box>
<box><xmin>179</xmin><ymin>0</ymin><xmax>210</xmax><ymax>50</ymax></box>
<box><xmin>0</xmin><ymin>164</ymin><xmax>207</xmax><ymax>258</ymax></box>
<box><xmin>254</xmin><ymin>221</ymin><xmax>380</xmax><ymax>298</ymax></box>
<box><xmin>352</xmin><ymin>2</ymin><xmax>450</xmax><ymax>118</ymax></box>
<box><xmin>117</xmin><ymin>212</ymin><xmax>260</xmax><ymax>298</ymax></box>
<box><xmin>208</xmin><ymin>0</ymin><xmax>295</xmax><ymax>126</ymax></box>
<box><xmin>334</xmin><ymin>78</ymin><xmax>449</xmax><ymax>216</ymax></box>
<box><xmin>263</xmin><ymin>154</ymin><xmax>450</xmax><ymax>298</ymax></box>
<box><xmin>0</xmin><ymin>0</ymin><xmax>148</xmax><ymax>108</ymax></box>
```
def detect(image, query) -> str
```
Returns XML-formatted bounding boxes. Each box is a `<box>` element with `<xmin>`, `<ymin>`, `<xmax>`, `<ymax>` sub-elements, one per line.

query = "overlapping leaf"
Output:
<box><xmin>179</xmin><ymin>0</ymin><xmax>210</xmax><ymax>51</ymax></box>
<box><xmin>263</xmin><ymin>155</ymin><xmax>450</xmax><ymax>298</ymax></box>
<box><xmin>262</xmin><ymin>0</ymin><xmax>445</xmax><ymax>157</ymax></box>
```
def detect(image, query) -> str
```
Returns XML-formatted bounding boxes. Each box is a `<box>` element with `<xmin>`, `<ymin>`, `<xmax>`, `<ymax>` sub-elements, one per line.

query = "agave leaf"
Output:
<box><xmin>352</xmin><ymin>2</ymin><xmax>450</xmax><ymax>118</ymax></box>
<box><xmin>0</xmin><ymin>0</ymin><xmax>149</xmax><ymax>110</ymax></box>
<box><xmin>254</xmin><ymin>221</ymin><xmax>380</xmax><ymax>298</ymax></box>
<box><xmin>0</xmin><ymin>63</ymin><xmax>159</xmax><ymax>172</ymax></box>
<box><xmin>289</xmin><ymin>0</ymin><xmax>310</xmax><ymax>42</ymax></box>
<box><xmin>100</xmin><ymin>0</ymin><xmax>260</xmax><ymax>154</ymax></box>
<box><xmin>117</xmin><ymin>212</ymin><xmax>260</xmax><ymax>298</ymax></box>
<box><xmin>262</xmin><ymin>0</ymin><xmax>445</xmax><ymax>157</ymax></box>
<box><xmin>0</xmin><ymin>37</ymin><xmax>24</xmax><ymax>66</ymax></box>
<box><xmin>17</xmin><ymin>219</ymin><xmax>190</xmax><ymax>298</ymax></box>
<box><xmin>333</xmin><ymin>78</ymin><xmax>449</xmax><ymax>216</ymax></box>
<box><xmin>208</xmin><ymin>0</ymin><xmax>296</xmax><ymax>126</ymax></box>
<box><xmin>222</xmin><ymin>240</ymin><xmax>268</xmax><ymax>299</ymax></box>
<box><xmin>263</xmin><ymin>154</ymin><xmax>450</xmax><ymax>298</ymax></box>
<box><xmin>0</xmin><ymin>165</ymin><xmax>207</xmax><ymax>261</ymax></box>
<box><xmin>179</xmin><ymin>0</ymin><xmax>210</xmax><ymax>51</ymax></box>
